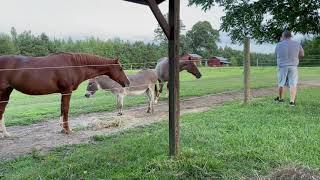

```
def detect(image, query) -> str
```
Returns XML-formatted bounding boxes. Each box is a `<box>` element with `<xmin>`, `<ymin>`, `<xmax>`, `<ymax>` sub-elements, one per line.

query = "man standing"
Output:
<box><xmin>274</xmin><ymin>30</ymin><xmax>304</xmax><ymax>106</ymax></box>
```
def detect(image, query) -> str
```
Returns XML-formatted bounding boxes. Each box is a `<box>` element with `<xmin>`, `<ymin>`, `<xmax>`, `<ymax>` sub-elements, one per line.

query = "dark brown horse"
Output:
<box><xmin>0</xmin><ymin>52</ymin><xmax>130</xmax><ymax>137</ymax></box>
<box><xmin>155</xmin><ymin>57</ymin><xmax>202</xmax><ymax>102</ymax></box>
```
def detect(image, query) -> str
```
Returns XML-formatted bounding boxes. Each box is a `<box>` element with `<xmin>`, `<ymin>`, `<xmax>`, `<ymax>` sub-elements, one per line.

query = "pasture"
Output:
<box><xmin>4</xmin><ymin>66</ymin><xmax>320</xmax><ymax>126</ymax></box>
<box><xmin>1</xmin><ymin>87</ymin><xmax>320</xmax><ymax>179</ymax></box>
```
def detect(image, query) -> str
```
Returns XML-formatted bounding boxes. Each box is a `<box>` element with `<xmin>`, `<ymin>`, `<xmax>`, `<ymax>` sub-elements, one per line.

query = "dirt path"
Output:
<box><xmin>1</xmin><ymin>82</ymin><xmax>319</xmax><ymax>161</ymax></box>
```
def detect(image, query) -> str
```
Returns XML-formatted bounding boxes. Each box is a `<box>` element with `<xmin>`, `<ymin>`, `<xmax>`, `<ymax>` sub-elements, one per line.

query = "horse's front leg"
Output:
<box><xmin>155</xmin><ymin>80</ymin><xmax>164</xmax><ymax>103</ymax></box>
<box><xmin>60</xmin><ymin>93</ymin><xmax>72</xmax><ymax>134</ymax></box>
<box><xmin>147</xmin><ymin>88</ymin><xmax>154</xmax><ymax>114</ymax></box>
<box><xmin>165</xmin><ymin>82</ymin><xmax>169</xmax><ymax>98</ymax></box>
<box><xmin>0</xmin><ymin>87</ymin><xmax>13</xmax><ymax>138</ymax></box>
<box><xmin>117</xmin><ymin>94</ymin><xmax>124</xmax><ymax>116</ymax></box>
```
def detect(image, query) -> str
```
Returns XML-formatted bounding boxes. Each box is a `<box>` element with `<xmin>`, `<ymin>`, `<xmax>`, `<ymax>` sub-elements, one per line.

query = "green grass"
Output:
<box><xmin>1</xmin><ymin>88</ymin><xmax>320</xmax><ymax>179</ymax></box>
<box><xmin>4</xmin><ymin>66</ymin><xmax>320</xmax><ymax>126</ymax></box>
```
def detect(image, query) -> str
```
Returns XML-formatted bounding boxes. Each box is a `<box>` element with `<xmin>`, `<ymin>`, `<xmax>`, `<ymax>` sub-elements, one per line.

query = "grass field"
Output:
<box><xmin>1</xmin><ymin>87</ymin><xmax>320</xmax><ymax>179</ymax></box>
<box><xmin>4</xmin><ymin>66</ymin><xmax>320</xmax><ymax>126</ymax></box>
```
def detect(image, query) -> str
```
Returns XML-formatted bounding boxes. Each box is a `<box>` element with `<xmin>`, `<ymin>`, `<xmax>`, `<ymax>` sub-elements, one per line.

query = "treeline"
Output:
<box><xmin>1</xmin><ymin>28</ymin><xmax>167</xmax><ymax>69</ymax></box>
<box><xmin>301</xmin><ymin>36</ymin><xmax>320</xmax><ymax>66</ymax></box>
<box><xmin>0</xmin><ymin>27</ymin><xmax>276</xmax><ymax>68</ymax></box>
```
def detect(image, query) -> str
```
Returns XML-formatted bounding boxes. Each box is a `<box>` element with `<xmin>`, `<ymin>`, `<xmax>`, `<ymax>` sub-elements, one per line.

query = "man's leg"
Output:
<box><xmin>288</xmin><ymin>66</ymin><xmax>298</xmax><ymax>103</ymax></box>
<box><xmin>290</xmin><ymin>86</ymin><xmax>297</xmax><ymax>103</ymax></box>
<box><xmin>276</xmin><ymin>67</ymin><xmax>288</xmax><ymax>101</ymax></box>
<box><xmin>279</xmin><ymin>86</ymin><xmax>285</xmax><ymax>99</ymax></box>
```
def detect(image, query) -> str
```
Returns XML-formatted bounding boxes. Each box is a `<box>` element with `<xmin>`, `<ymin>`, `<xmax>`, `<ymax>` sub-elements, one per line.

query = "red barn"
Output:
<box><xmin>180</xmin><ymin>53</ymin><xmax>202</xmax><ymax>66</ymax></box>
<box><xmin>207</xmin><ymin>56</ymin><xmax>231</xmax><ymax>67</ymax></box>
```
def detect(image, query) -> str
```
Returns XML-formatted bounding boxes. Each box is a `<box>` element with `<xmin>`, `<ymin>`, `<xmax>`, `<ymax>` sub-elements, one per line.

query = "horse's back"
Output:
<box><xmin>155</xmin><ymin>57</ymin><xmax>169</xmax><ymax>81</ymax></box>
<box><xmin>131</xmin><ymin>69</ymin><xmax>157</xmax><ymax>84</ymax></box>
<box><xmin>123</xmin><ymin>69</ymin><xmax>157</xmax><ymax>92</ymax></box>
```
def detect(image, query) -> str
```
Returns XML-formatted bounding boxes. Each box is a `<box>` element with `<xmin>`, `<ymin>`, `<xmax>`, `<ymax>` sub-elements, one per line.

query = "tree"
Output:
<box><xmin>301</xmin><ymin>36</ymin><xmax>320</xmax><ymax>66</ymax></box>
<box><xmin>10</xmin><ymin>27</ymin><xmax>17</xmax><ymax>45</ymax></box>
<box><xmin>189</xmin><ymin>0</ymin><xmax>320</xmax><ymax>43</ymax></box>
<box><xmin>186</xmin><ymin>21</ymin><xmax>219</xmax><ymax>57</ymax></box>
<box><xmin>154</xmin><ymin>13</ymin><xmax>186</xmax><ymax>44</ymax></box>
<box><xmin>16</xmin><ymin>31</ymin><xmax>49</xmax><ymax>56</ymax></box>
<box><xmin>0</xmin><ymin>34</ymin><xmax>16</xmax><ymax>55</ymax></box>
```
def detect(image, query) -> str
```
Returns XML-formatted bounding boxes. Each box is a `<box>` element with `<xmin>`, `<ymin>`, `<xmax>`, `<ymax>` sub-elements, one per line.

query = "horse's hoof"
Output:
<box><xmin>61</xmin><ymin>128</ymin><xmax>73</xmax><ymax>134</ymax></box>
<box><xmin>117</xmin><ymin>113</ymin><xmax>123</xmax><ymax>116</ymax></box>
<box><xmin>3</xmin><ymin>132</ymin><xmax>11</xmax><ymax>137</ymax></box>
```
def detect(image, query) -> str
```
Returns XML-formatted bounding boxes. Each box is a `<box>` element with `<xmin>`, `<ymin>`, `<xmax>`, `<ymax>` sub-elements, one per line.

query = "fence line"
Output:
<box><xmin>1</xmin><ymin>76</ymin><xmax>280</xmax><ymax>107</ymax></box>
<box><xmin>0</xmin><ymin>58</ymin><xmax>319</xmax><ymax>71</ymax></box>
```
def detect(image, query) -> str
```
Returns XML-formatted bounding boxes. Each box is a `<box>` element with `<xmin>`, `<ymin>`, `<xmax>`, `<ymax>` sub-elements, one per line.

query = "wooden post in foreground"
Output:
<box><xmin>146</xmin><ymin>0</ymin><xmax>180</xmax><ymax>157</ymax></box>
<box><xmin>243</xmin><ymin>37</ymin><xmax>251</xmax><ymax>104</ymax></box>
<box><xmin>168</xmin><ymin>0</ymin><xmax>180</xmax><ymax>157</ymax></box>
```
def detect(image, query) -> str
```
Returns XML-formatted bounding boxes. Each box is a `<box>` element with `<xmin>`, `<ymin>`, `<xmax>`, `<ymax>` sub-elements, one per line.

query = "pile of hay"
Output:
<box><xmin>252</xmin><ymin>165</ymin><xmax>320</xmax><ymax>180</ymax></box>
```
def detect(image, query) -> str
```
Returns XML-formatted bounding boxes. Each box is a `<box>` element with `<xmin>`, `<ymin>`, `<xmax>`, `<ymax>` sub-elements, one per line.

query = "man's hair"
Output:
<box><xmin>282</xmin><ymin>30</ymin><xmax>292</xmax><ymax>39</ymax></box>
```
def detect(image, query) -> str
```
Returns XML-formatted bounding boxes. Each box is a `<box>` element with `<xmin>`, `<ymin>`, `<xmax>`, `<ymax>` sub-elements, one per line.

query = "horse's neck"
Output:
<box><xmin>179</xmin><ymin>61</ymin><xmax>188</xmax><ymax>71</ymax></box>
<box><xmin>73</xmin><ymin>54</ymin><xmax>116</xmax><ymax>81</ymax></box>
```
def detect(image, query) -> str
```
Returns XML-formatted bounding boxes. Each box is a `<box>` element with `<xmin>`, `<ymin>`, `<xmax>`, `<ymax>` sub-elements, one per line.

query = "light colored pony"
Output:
<box><xmin>85</xmin><ymin>69</ymin><xmax>158</xmax><ymax>115</ymax></box>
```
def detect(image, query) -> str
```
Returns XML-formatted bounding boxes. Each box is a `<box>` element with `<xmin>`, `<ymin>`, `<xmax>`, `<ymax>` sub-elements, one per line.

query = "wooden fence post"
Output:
<box><xmin>243</xmin><ymin>37</ymin><xmax>251</xmax><ymax>104</ymax></box>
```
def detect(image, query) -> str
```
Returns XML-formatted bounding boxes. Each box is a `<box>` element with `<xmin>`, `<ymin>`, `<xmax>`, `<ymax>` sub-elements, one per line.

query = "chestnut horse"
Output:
<box><xmin>155</xmin><ymin>57</ymin><xmax>202</xmax><ymax>102</ymax></box>
<box><xmin>0</xmin><ymin>52</ymin><xmax>130</xmax><ymax>137</ymax></box>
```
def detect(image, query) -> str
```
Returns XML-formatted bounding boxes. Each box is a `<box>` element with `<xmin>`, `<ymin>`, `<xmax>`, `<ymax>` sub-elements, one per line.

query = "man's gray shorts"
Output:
<box><xmin>277</xmin><ymin>66</ymin><xmax>298</xmax><ymax>87</ymax></box>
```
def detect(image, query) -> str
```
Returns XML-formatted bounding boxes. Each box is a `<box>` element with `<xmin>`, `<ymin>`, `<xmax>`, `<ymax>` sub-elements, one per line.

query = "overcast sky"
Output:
<box><xmin>0</xmin><ymin>0</ymin><xmax>276</xmax><ymax>53</ymax></box>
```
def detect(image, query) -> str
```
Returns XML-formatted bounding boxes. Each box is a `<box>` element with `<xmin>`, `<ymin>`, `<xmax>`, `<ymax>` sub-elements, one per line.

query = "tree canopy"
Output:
<box><xmin>186</xmin><ymin>21</ymin><xmax>220</xmax><ymax>57</ymax></box>
<box><xmin>0</xmin><ymin>27</ymin><xmax>275</xmax><ymax>67</ymax></box>
<box><xmin>189</xmin><ymin>0</ymin><xmax>320</xmax><ymax>43</ymax></box>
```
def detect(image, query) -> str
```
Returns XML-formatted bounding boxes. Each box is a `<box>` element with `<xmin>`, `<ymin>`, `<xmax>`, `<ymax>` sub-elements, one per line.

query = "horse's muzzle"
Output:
<box><xmin>196</xmin><ymin>73</ymin><xmax>202</xmax><ymax>79</ymax></box>
<box><xmin>85</xmin><ymin>93</ymin><xmax>91</xmax><ymax>98</ymax></box>
<box><xmin>123</xmin><ymin>82</ymin><xmax>130</xmax><ymax>87</ymax></box>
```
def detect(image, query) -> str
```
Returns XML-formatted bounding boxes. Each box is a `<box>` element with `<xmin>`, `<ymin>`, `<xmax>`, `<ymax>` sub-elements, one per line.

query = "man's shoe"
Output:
<box><xmin>289</xmin><ymin>101</ymin><xmax>296</xmax><ymax>107</ymax></box>
<box><xmin>274</xmin><ymin>97</ymin><xmax>284</xmax><ymax>102</ymax></box>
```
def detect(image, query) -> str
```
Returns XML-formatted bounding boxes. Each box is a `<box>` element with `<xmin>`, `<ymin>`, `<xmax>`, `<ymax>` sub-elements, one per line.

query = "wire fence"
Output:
<box><xmin>1</xmin><ymin>56</ymin><xmax>319</xmax><ymax>127</ymax></box>
<box><xmin>0</xmin><ymin>56</ymin><xmax>319</xmax><ymax>95</ymax></box>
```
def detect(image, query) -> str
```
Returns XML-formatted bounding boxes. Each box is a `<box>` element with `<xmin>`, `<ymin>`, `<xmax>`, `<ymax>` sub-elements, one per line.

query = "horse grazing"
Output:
<box><xmin>0</xmin><ymin>53</ymin><xmax>130</xmax><ymax>136</ymax></box>
<box><xmin>85</xmin><ymin>69</ymin><xmax>158</xmax><ymax>116</ymax></box>
<box><xmin>155</xmin><ymin>57</ymin><xmax>202</xmax><ymax>101</ymax></box>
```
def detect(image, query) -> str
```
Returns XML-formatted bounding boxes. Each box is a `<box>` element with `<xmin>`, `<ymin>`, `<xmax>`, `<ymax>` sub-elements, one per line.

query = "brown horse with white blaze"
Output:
<box><xmin>0</xmin><ymin>52</ymin><xmax>130</xmax><ymax>137</ymax></box>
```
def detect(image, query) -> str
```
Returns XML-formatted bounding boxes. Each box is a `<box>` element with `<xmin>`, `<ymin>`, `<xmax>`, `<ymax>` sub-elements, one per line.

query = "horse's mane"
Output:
<box><xmin>49</xmin><ymin>52</ymin><xmax>117</xmax><ymax>65</ymax></box>
<box><xmin>49</xmin><ymin>52</ymin><xmax>73</xmax><ymax>56</ymax></box>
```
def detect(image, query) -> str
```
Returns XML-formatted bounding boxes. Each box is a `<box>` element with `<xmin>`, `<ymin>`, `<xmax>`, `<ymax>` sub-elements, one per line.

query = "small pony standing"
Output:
<box><xmin>0</xmin><ymin>52</ymin><xmax>130</xmax><ymax>137</ymax></box>
<box><xmin>85</xmin><ymin>69</ymin><xmax>158</xmax><ymax>115</ymax></box>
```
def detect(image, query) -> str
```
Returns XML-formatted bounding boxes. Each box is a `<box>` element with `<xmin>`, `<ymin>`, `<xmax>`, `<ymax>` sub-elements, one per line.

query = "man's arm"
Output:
<box><xmin>299</xmin><ymin>46</ymin><xmax>304</xmax><ymax>59</ymax></box>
